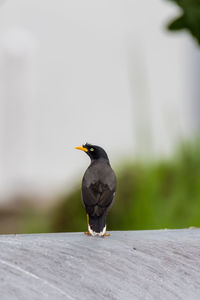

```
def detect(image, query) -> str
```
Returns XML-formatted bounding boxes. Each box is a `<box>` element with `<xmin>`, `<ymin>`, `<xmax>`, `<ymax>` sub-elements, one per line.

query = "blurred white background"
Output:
<box><xmin>0</xmin><ymin>0</ymin><xmax>199</xmax><ymax>199</ymax></box>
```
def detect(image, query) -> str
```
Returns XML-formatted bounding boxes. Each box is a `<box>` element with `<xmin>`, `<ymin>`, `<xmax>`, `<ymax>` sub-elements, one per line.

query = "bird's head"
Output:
<box><xmin>75</xmin><ymin>143</ymin><xmax>109</xmax><ymax>161</ymax></box>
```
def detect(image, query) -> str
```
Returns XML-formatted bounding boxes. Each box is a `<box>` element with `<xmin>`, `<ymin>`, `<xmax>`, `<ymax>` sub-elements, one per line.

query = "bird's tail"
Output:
<box><xmin>88</xmin><ymin>213</ymin><xmax>106</xmax><ymax>236</ymax></box>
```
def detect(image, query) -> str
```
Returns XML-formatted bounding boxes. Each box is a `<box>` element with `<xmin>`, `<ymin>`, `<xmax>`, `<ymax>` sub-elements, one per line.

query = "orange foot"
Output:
<box><xmin>84</xmin><ymin>231</ymin><xmax>91</xmax><ymax>236</ymax></box>
<box><xmin>103</xmin><ymin>233</ymin><xmax>110</xmax><ymax>237</ymax></box>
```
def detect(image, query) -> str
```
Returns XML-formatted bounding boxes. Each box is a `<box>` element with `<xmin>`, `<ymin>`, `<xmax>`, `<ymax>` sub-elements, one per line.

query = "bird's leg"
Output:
<box><xmin>84</xmin><ymin>214</ymin><xmax>91</xmax><ymax>235</ymax></box>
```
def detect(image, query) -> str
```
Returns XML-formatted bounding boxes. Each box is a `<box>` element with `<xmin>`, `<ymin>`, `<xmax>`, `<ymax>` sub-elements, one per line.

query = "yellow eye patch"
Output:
<box><xmin>90</xmin><ymin>148</ymin><xmax>94</xmax><ymax>152</ymax></box>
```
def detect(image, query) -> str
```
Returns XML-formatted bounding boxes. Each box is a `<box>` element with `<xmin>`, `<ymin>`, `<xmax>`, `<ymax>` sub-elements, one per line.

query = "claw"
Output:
<box><xmin>84</xmin><ymin>231</ymin><xmax>91</xmax><ymax>236</ymax></box>
<box><xmin>103</xmin><ymin>233</ymin><xmax>110</xmax><ymax>237</ymax></box>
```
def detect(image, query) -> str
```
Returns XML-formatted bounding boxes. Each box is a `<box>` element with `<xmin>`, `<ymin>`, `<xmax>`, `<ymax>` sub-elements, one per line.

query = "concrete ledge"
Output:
<box><xmin>0</xmin><ymin>229</ymin><xmax>200</xmax><ymax>300</ymax></box>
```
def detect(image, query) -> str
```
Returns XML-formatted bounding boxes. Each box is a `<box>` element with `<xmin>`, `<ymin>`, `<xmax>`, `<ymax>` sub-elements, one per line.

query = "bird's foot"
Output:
<box><xmin>84</xmin><ymin>231</ymin><xmax>91</xmax><ymax>236</ymax></box>
<box><xmin>103</xmin><ymin>233</ymin><xmax>110</xmax><ymax>237</ymax></box>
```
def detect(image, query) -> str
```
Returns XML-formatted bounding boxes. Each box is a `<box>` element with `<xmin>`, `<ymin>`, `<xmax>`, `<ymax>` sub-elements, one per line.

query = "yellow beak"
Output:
<box><xmin>75</xmin><ymin>146</ymin><xmax>88</xmax><ymax>152</ymax></box>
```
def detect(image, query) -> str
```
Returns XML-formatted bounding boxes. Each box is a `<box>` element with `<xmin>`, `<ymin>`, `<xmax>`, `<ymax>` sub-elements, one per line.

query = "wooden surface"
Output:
<box><xmin>0</xmin><ymin>229</ymin><xmax>200</xmax><ymax>299</ymax></box>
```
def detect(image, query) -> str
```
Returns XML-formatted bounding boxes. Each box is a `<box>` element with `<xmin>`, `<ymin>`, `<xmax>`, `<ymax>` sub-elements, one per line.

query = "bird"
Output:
<box><xmin>75</xmin><ymin>143</ymin><xmax>116</xmax><ymax>237</ymax></box>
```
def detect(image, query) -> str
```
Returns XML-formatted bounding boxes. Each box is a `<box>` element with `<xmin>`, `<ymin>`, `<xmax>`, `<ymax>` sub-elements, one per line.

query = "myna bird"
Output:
<box><xmin>75</xmin><ymin>143</ymin><xmax>116</xmax><ymax>237</ymax></box>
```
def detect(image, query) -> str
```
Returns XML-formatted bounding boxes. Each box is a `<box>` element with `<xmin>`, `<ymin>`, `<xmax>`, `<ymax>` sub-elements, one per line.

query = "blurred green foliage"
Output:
<box><xmin>167</xmin><ymin>0</ymin><xmax>200</xmax><ymax>44</ymax></box>
<box><xmin>18</xmin><ymin>140</ymin><xmax>200</xmax><ymax>234</ymax></box>
<box><xmin>43</xmin><ymin>139</ymin><xmax>200</xmax><ymax>233</ymax></box>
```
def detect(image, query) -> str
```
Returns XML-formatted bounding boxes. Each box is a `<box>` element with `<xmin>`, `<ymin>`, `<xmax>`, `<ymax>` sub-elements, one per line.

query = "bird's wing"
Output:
<box><xmin>82</xmin><ymin>181</ymin><xmax>115</xmax><ymax>217</ymax></box>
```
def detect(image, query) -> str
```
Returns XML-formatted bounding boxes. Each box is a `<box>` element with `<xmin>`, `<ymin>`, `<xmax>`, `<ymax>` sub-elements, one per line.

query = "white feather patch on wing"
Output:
<box><xmin>88</xmin><ymin>224</ymin><xmax>106</xmax><ymax>237</ymax></box>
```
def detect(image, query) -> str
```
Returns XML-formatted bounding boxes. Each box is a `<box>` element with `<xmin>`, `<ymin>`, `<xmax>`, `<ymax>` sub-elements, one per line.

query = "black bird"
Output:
<box><xmin>75</xmin><ymin>143</ymin><xmax>116</xmax><ymax>236</ymax></box>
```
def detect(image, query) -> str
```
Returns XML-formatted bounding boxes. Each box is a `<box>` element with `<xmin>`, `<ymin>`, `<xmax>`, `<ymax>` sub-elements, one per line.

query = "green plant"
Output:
<box><xmin>167</xmin><ymin>0</ymin><xmax>200</xmax><ymax>44</ymax></box>
<box><xmin>50</xmin><ymin>140</ymin><xmax>200</xmax><ymax>232</ymax></box>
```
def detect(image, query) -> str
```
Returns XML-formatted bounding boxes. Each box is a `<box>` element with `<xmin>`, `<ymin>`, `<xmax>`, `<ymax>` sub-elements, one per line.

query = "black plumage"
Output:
<box><xmin>75</xmin><ymin>143</ymin><xmax>116</xmax><ymax>236</ymax></box>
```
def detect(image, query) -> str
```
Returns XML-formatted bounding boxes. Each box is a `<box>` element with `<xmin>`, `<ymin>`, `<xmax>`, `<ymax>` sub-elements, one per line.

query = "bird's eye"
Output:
<box><xmin>90</xmin><ymin>148</ymin><xmax>94</xmax><ymax>152</ymax></box>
